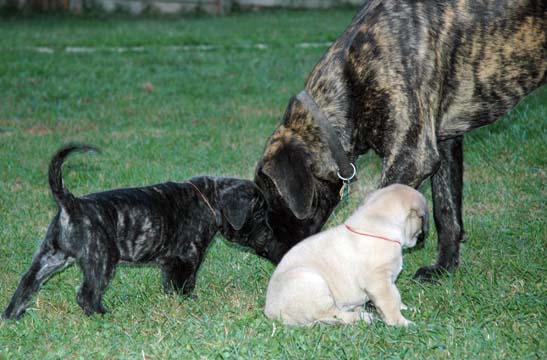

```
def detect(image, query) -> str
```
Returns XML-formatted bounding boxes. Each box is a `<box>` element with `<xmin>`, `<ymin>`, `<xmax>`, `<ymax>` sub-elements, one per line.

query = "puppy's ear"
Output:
<box><xmin>414</xmin><ymin>210</ymin><xmax>429</xmax><ymax>246</ymax></box>
<box><xmin>219</xmin><ymin>185</ymin><xmax>252</xmax><ymax>231</ymax></box>
<box><xmin>404</xmin><ymin>192</ymin><xmax>429</xmax><ymax>244</ymax></box>
<box><xmin>260</xmin><ymin>139</ymin><xmax>314</xmax><ymax>220</ymax></box>
<box><xmin>419</xmin><ymin>210</ymin><xmax>429</xmax><ymax>239</ymax></box>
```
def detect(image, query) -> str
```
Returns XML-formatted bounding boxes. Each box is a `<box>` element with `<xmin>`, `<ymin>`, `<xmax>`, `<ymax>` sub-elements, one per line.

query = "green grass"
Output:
<box><xmin>1</xmin><ymin>9</ymin><xmax>546</xmax><ymax>359</ymax></box>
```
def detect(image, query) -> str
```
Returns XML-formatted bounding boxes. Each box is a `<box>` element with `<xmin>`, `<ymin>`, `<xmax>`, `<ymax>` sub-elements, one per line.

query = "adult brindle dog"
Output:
<box><xmin>254</xmin><ymin>0</ymin><xmax>546</xmax><ymax>280</ymax></box>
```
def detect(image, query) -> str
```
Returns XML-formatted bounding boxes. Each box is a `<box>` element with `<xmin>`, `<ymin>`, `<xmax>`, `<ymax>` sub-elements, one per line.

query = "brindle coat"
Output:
<box><xmin>3</xmin><ymin>145</ymin><xmax>274</xmax><ymax>319</ymax></box>
<box><xmin>255</xmin><ymin>0</ymin><xmax>546</xmax><ymax>279</ymax></box>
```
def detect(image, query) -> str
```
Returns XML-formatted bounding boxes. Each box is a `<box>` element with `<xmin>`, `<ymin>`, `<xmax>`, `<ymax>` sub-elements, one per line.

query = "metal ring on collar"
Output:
<box><xmin>337</xmin><ymin>163</ymin><xmax>356</xmax><ymax>182</ymax></box>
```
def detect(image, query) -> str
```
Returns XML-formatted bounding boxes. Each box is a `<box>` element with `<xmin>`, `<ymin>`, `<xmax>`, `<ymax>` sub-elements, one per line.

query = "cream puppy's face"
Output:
<box><xmin>404</xmin><ymin>206</ymin><xmax>428</xmax><ymax>248</ymax></box>
<box><xmin>360</xmin><ymin>184</ymin><xmax>429</xmax><ymax>249</ymax></box>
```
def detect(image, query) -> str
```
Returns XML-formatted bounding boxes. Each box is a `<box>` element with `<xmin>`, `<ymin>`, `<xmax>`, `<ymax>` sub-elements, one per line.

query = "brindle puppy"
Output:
<box><xmin>255</xmin><ymin>0</ymin><xmax>546</xmax><ymax>279</ymax></box>
<box><xmin>3</xmin><ymin>145</ymin><xmax>276</xmax><ymax>319</ymax></box>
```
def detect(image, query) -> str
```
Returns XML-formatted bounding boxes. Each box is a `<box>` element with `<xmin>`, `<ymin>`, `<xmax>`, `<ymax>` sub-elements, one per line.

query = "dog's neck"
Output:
<box><xmin>303</xmin><ymin>87</ymin><xmax>353</xmax><ymax>158</ymax></box>
<box><xmin>184</xmin><ymin>178</ymin><xmax>224</xmax><ymax>230</ymax></box>
<box><xmin>297</xmin><ymin>90</ymin><xmax>355</xmax><ymax>180</ymax></box>
<box><xmin>345</xmin><ymin>208</ymin><xmax>407</xmax><ymax>248</ymax></box>
<box><xmin>305</xmin><ymin>48</ymin><xmax>354</xmax><ymax>159</ymax></box>
<box><xmin>344</xmin><ymin>224</ymin><xmax>401</xmax><ymax>246</ymax></box>
<box><xmin>185</xmin><ymin>181</ymin><xmax>217</xmax><ymax>218</ymax></box>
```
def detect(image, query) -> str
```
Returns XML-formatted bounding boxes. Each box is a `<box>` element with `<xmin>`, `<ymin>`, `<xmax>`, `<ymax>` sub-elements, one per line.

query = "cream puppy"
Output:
<box><xmin>264</xmin><ymin>184</ymin><xmax>428</xmax><ymax>326</ymax></box>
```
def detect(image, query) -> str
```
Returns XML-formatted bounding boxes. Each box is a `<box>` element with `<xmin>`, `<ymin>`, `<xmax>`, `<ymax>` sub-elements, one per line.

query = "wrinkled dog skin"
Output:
<box><xmin>255</xmin><ymin>0</ymin><xmax>547</xmax><ymax>279</ymax></box>
<box><xmin>3</xmin><ymin>145</ymin><xmax>274</xmax><ymax>320</ymax></box>
<box><xmin>265</xmin><ymin>185</ymin><xmax>428</xmax><ymax>326</ymax></box>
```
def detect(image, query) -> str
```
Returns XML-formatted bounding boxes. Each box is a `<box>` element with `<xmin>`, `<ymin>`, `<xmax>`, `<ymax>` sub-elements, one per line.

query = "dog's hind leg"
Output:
<box><xmin>315</xmin><ymin>306</ymin><xmax>374</xmax><ymax>325</ymax></box>
<box><xmin>76</xmin><ymin>240</ymin><xmax>119</xmax><ymax>315</ymax></box>
<box><xmin>266</xmin><ymin>269</ymin><xmax>372</xmax><ymax>326</ymax></box>
<box><xmin>2</xmin><ymin>239</ymin><xmax>74</xmax><ymax>320</ymax></box>
<box><xmin>415</xmin><ymin>136</ymin><xmax>464</xmax><ymax>280</ymax></box>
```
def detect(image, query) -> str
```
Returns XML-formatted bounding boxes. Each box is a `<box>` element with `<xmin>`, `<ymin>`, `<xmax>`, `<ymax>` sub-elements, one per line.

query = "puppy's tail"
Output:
<box><xmin>48</xmin><ymin>144</ymin><xmax>99</xmax><ymax>211</ymax></box>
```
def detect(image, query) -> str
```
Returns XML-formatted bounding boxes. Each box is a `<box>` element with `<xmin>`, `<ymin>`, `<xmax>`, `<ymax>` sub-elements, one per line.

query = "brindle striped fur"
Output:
<box><xmin>255</xmin><ymin>0</ymin><xmax>546</xmax><ymax>279</ymax></box>
<box><xmin>3</xmin><ymin>145</ymin><xmax>275</xmax><ymax>319</ymax></box>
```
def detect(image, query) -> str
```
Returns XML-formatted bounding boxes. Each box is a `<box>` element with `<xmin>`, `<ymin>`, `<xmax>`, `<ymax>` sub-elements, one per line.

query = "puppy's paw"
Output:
<box><xmin>359</xmin><ymin>311</ymin><xmax>374</xmax><ymax>324</ymax></box>
<box><xmin>2</xmin><ymin>307</ymin><xmax>25</xmax><ymax>321</ymax></box>
<box><xmin>400</xmin><ymin>303</ymin><xmax>417</xmax><ymax>312</ymax></box>
<box><xmin>389</xmin><ymin>317</ymin><xmax>414</xmax><ymax>327</ymax></box>
<box><xmin>2</xmin><ymin>310</ymin><xmax>12</xmax><ymax>321</ymax></box>
<box><xmin>401</xmin><ymin>318</ymin><xmax>415</xmax><ymax>327</ymax></box>
<box><xmin>384</xmin><ymin>315</ymin><xmax>415</xmax><ymax>327</ymax></box>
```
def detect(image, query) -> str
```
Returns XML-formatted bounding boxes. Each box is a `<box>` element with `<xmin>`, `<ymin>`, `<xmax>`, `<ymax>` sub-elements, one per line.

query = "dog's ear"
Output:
<box><xmin>218</xmin><ymin>185</ymin><xmax>252</xmax><ymax>231</ymax></box>
<box><xmin>260</xmin><ymin>139</ymin><xmax>314</xmax><ymax>220</ymax></box>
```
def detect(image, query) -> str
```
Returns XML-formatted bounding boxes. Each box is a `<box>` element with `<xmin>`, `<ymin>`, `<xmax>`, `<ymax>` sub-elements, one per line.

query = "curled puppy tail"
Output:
<box><xmin>48</xmin><ymin>144</ymin><xmax>99</xmax><ymax>211</ymax></box>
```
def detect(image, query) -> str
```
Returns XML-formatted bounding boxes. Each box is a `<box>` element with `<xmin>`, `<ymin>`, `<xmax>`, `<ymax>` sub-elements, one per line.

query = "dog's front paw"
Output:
<box><xmin>82</xmin><ymin>304</ymin><xmax>109</xmax><ymax>316</ymax></box>
<box><xmin>98</xmin><ymin>304</ymin><xmax>109</xmax><ymax>315</ymax></box>
<box><xmin>401</xmin><ymin>318</ymin><xmax>415</xmax><ymax>327</ymax></box>
<box><xmin>400</xmin><ymin>303</ymin><xmax>414</xmax><ymax>311</ymax></box>
<box><xmin>414</xmin><ymin>265</ymin><xmax>450</xmax><ymax>282</ymax></box>
<box><xmin>385</xmin><ymin>316</ymin><xmax>414</xmax><ymax>327</ymax></box>
<box><xmin>401</xmin><ymin>303</ymin><xmax>418</xmax><ymax>312</ymax></box>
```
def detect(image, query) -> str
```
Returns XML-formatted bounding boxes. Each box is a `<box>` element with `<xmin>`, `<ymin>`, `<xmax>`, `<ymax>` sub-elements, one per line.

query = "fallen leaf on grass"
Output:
<box><xmin>141</xmin><ymin>82</ymin><xmax>155</xmax><ymax>93</ymax></box>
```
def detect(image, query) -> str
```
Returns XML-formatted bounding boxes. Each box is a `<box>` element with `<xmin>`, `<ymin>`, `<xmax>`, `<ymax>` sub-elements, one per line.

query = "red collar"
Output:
<box><xmin>344</xmin><ymin>224</ymin><xmax>401</xmax><ymax>246</ymax></box>
<box><xmin>185</xmin><ymin>181</ymin><xmax>217</xmax><ymax>218</ymax></box>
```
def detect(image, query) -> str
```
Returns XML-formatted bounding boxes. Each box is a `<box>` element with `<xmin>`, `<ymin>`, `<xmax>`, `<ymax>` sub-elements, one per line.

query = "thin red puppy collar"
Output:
<box><xmin>344</xmin><ymin>224</ymin><xmax>401</xmax><ymax>246</ymax></box>
<box><xmin>185</xmin><ymin>181</ymin><xmax>217</xmax><ymax>218</ymax></box>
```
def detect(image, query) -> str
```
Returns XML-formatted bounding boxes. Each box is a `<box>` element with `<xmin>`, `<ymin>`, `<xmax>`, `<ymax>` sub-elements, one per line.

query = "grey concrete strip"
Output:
<box><xmin>25</xmin><ymin>42</ymin><xmax>332</xmax><ymax>55</ymax></box>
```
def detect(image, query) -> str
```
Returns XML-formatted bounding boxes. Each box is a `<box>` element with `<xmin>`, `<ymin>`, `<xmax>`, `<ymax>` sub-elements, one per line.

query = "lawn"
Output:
<box><xmin>1</xmin><ymin>8</ymin><xmax>546</xmax><ymax>359</ymax></box>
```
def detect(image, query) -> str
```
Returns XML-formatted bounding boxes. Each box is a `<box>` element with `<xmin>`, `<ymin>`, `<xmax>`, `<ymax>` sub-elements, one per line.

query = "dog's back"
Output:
<box><xmin>308</xmin><ymin>0</ymin><xmax>546</xmax><ymax>140</ymax></box>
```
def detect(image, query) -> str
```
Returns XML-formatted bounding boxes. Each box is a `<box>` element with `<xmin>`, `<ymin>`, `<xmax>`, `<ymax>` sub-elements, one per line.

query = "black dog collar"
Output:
<box><xmin>296</xmin><ymin>90</ymin><xmax>356</xmax><ymax>182</ymax></box>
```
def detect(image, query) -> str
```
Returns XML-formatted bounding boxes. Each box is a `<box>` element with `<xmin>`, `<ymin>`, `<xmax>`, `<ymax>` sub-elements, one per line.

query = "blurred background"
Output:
<box><xmin>0</xmin><ymin>0</ymin><xmax>362</xmax><ymax>16</ymax></box>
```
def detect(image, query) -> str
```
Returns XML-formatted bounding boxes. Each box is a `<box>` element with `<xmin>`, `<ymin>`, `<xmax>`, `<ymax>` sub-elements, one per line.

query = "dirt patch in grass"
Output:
<box><xmin>27</xmin><ymin>124</ymin><xmax>52</xmax><ymax>136</ymax></box>
<box><xmin>0</xmin><ymin>128</ymin><xmax>15</xmax><ymax>137</ymax></box>
<box><xmin>9</xmin><ymin>178</ymin><xmax>30</xmax><ymax>193</ymax></box>
<box><xmin>0</xmin><ymin>117</ymin><xmax>99</xmax><ymax>136</ymax></box>
<box><xmin>141</xmin><ymin>81</ymin><xmax>155</xmax><ymax>93</ymax></box>
<box><xmin>237</xmin><ymin>104</ymin><xmax>277</xmax><ymax>118</ymax></box>
<box><xmin>111</xmin><ymin>128</ymin><xmax>168</xmax><ymax>139</ymax></box>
